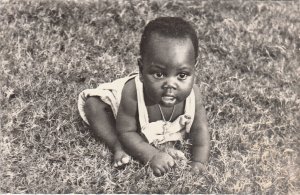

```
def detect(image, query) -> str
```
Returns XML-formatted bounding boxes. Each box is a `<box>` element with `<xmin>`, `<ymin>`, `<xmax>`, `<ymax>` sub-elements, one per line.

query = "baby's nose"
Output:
<box><xmin>163</xmin><ymin>77</ymin><xmax>177</xmax><ymax>89</ymax></box>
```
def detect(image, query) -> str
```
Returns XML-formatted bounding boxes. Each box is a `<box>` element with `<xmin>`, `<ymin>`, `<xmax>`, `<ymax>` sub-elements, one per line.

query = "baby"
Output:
<box><xmin>78</xmin><ymin>17</ymin><xmax>209</xmax><ymax>176</ymax></box>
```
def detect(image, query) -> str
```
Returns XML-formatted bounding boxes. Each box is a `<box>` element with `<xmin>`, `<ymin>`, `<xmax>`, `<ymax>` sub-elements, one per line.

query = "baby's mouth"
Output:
<box><xmin>161</xmin><ymin>96</ymin><xmax>176</xmax><ymax>104</ymax></box>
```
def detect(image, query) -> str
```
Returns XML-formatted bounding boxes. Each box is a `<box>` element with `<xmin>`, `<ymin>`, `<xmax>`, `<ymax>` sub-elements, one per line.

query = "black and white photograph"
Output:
<box><xmin>0</xmin><ymin>0</ymin><xmax>299</xmax><ymax>193</ymax></box>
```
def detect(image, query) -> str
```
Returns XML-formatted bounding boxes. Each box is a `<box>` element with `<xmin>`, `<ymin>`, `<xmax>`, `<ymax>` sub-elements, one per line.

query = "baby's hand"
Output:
<box><xmin>165</xmin><ymin>147</ymin><xmax>187</xmax><ymax>161</ymax></box>
<box><xmin>179</xmin><ymin>114</ymin><xmax>191</xmax><ymax>126</ymax></box>
<box><xmin>190</xmin><ymin>161</ymin><xmax>206</xmax><ymax>174</ymax></box>
<box><xmin>150</xmin><ymin>152</ymin><xmax>175</xmax><ymax>177</ymax></box>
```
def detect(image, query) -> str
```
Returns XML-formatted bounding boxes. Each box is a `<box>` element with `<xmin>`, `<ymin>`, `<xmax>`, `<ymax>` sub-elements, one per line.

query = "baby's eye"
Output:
<box><xmin>153</xmin><ymin>72</ymin><xmax>164</xmax><ymax>79</ymax></box>
<box><xmin>178</xmin><ymin>73</ymin><xmax>188</xmax><ymax>80</ymax></box>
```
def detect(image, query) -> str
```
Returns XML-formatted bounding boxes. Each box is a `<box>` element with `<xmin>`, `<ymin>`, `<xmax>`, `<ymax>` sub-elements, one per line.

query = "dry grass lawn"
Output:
<box><xmin>0</xmin><ymin>0</ymin><xmax>299</xmax><ymax>193</ymax></box>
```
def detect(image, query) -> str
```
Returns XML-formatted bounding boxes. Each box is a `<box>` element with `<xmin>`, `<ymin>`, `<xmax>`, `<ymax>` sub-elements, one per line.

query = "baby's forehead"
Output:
<box><xmin>143</xmin><ymin>33</ymin><xmax>195</xmax><ymax>58</ymax></box>
<box><xmin>144</xmin><ymin>33</ymin><xmax>195</xmax><ymax>55</ymax></box>
<box><xmin>147</xmin><ymin>32</ymin><xmax>191</xmax><ymax>46</ymax></box>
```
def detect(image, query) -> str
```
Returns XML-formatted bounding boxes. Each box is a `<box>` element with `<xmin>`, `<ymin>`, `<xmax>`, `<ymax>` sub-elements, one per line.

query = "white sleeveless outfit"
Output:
<box><xmin>78</xmin><ymin>73</ymin><xmax>195</xmax><ymax>145</ymax></box>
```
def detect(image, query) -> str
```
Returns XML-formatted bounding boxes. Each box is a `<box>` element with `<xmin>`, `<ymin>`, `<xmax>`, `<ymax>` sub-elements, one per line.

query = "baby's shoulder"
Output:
<box><xmin>119</xmin><ymin>78</ymin><xmax>138</xmax><ymax>114</ymax></box>
<box><xmin>121</xmin><ymin>78</ymin><xmax>137</xmax><ymax>101</ymax></box>
<box><xmin>193</xmin><ymin>84</ymin><xmax>203</xmax><ymax>106</ymax></box>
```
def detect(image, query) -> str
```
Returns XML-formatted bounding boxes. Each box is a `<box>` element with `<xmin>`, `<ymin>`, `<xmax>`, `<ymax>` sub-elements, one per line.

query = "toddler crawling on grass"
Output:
<box><xmin>78</xmin><ymin>17</ymin><xmax>209</xmax><ymax>176</ymax></box>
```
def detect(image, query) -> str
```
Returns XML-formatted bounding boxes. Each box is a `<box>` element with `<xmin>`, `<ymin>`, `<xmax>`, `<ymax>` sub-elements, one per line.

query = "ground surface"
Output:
<box><xmin>0</xmin><ymin>0</ymin><xmax>299</xmax><ymax>193</ymax></box>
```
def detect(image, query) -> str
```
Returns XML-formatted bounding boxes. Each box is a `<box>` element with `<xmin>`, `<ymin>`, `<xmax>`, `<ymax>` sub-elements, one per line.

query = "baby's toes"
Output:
<box><xmin>113</xmin><ymin>160</ymin><xmax>122</xmax><ymax>167</ymax></box>
<box><xmin>113</xmin><ymin>154</ymin><xmax>131</xmax><ymax>167</ymax></box>
<box><xmin>121</xmin><ymin>155</ymin><xmax>131</xmax><ymax>164</ymax></box>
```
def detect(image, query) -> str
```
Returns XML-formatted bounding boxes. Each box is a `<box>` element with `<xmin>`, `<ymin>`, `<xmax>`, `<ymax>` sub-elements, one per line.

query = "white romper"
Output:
<box><xmin>78</xmin><ymin>73</ymin><xmax>195</xmax><ymax>145</ymax></box>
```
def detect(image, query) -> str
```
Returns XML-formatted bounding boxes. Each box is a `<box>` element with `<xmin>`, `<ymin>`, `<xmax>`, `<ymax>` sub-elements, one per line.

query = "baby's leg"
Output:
<box><xmin>84</xmin><ymin>96</ymin><xmax>130</xmax><ymax>167</ymax></box>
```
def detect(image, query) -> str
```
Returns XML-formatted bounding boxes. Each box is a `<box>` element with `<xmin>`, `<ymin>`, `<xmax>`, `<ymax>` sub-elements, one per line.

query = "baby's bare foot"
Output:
<box><xmin>113</xmin><ymin>149</ymin><xmax>131</xmax><ymax>168</ymax></box>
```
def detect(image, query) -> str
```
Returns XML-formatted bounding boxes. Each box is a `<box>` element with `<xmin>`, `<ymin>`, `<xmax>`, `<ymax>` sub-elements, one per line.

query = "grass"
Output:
<box><xmin>0</xmin><ymin>0</ymin><xmax>299</xmax><ymax>193</ymax></box>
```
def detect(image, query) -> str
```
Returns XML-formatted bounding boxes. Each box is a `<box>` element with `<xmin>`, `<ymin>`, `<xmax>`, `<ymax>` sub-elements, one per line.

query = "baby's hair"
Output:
<box><xmin>140</xmin><ymin>17</ymin><xmax>198</xmax><ymax>60</ymax></box>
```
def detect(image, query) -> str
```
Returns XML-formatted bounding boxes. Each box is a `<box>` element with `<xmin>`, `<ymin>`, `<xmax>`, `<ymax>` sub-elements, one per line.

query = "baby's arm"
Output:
<box><xmin>189</xmin><ymin>85</ymin><xmax>210</xmax><ymax>172</ymax></box>
<box><xmin>116</xmin><ymin>80</ymin><xmax>174</xmax><ymax>176</ymax></box>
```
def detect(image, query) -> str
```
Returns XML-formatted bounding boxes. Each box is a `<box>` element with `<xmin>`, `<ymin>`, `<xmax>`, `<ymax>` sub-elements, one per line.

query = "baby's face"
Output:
<box><xmin>140</xmin><ymin>33</ymin><xmax>196</xmax><ymax>107</ymax></box>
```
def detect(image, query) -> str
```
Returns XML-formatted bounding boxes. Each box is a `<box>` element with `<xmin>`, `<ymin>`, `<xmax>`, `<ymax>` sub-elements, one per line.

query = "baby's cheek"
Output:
<box><xmin>146</xmin><ymin>85</ymin><xmax>163</xmax><ymax>102</ymax></box>
<box><xmin>179</xmin><ymin>88</ymin><xmax>192</xmax><ymax>99</ymax></box>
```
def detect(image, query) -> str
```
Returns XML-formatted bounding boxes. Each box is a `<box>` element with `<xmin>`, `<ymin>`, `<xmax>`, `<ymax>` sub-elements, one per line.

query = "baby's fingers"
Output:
<box><xmin>190</xmin><ymin>162</ymin><xmax>206</xmax><ymax>174</ymax></box>
<box><xmin>174</xmin><ymin>150</ymin><xmax>187</xmax><ymax>160</ymax></box>
<box><xmin>179</xmin><ymin>114</ymin><xmax>191</xmax><ymax>126</ymax></box>
<box><xmin>153</xmin><ymin>167</ymin><xmax>163</xmax><ymax>177</ymax></box>
<box><xmin>167</xmin><ymin>158</ymin><xmax>175</xmax><ymax>167</ymax></box>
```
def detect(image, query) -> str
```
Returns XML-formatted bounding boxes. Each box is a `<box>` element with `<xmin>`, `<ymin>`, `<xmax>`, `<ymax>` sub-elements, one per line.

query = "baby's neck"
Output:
<box><xmin>146</xmin><ymin>101</ymin><xmax>185</xmax><ymax>123</ymax></box>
